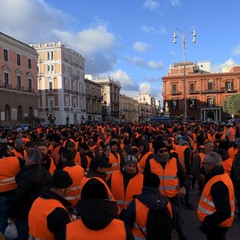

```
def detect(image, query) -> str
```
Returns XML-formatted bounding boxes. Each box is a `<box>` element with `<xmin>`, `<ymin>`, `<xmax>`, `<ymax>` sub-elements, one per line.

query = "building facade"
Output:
<box><xmin>30</xmin><ymin>42</ymin><xmax>86</xmax><ymax>125</ymax></box>
<box><xmin>134</xmin><ymin>93</ymin><xmax>160</xmax><ymax>122</ymax></box>
<box><xmin>90</xmin><ymin>76</ymin><xmax>121</xmax><ymax>123</ymax></box>
<box><xmin>84</xmin><ymin>78</ymin><xmax>102</xmax><ymax>123</ymax></box>
<box><xmin>119</xmin><ymin>94</ymin><xmax>139</xmax><ymax>122</ymax></box>
<box><xmin>162</xmin><ymin>61</ymin><xmax>240</xmax><ymax>121</ymax></box>
<box><xmin>0</xmin><ymin>32</ymin><xmax>38</xmax><ymax>127</ymax></box>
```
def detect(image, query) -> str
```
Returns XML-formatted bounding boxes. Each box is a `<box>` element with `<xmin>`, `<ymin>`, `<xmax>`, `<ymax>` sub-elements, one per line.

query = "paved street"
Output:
<box><xmin>171</xmin><ymin>187</ymin><xmax>240</xmax><ymax>240</ymax></box>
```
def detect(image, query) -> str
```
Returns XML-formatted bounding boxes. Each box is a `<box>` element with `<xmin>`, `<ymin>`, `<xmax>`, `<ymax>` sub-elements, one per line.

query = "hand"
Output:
<box><xmin>177</xmin><ymin>186</ymin><xmax>186</xmax><ymax>198</ymax></box>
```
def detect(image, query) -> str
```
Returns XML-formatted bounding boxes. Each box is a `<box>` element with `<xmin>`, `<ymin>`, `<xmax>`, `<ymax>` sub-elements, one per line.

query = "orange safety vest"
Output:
<box><xmin>149</xmin><ymin>157</ymin><xmax>179</xmax><ymax>198</ymax></box>
<box><xmin>197</xmin><ymin>173</ymin><xmax>235</xmax><ymax>227</ymax></box>
<box><xmin>48</xmin><ymin>155</ymin><xmax>56</xmax><ymax>175</ymax></box>
<box><xmin>106</xmin><ymin>152</ymin><xmax>121</xmax><ymax>180</ymax></box>
<box><xmin>29</xmin><ymin>198</ymin><xmax>70</xmax><ymax>240</ymax></box>
<box><xmin>65</xmin><ymin>218</ymin><xmax>126</xmax><ymax>240</ymax></box>
<box><xmin>64</xmin><ymin>165</ymin><xmax>84</xmax><ymax>205</ymax></box>
<box><xmin>73</xmin><ymin>151</ymin><xmax>81</xmax><ymax>166</ymax></box>
<box><xmin>198</xmin><ymin>152</ymin><xmax>206</xmax><ymax>166</ymax></box>
<box><xmin>49</xmin><ymin>145</ymin><xmax>62</xmax><ymax>165</ymax></box>
<box><xmin>228</xmin><ymin>147</ymin><xmax>238</xmax><ymax>160</ymax></box>
<box><xmin>132</xmin><ymin>198</ymin><xmax>172</xmax><ymax>239</ymax></box>
<box><xmin>12</xmin><ymin>149</ymin><xmax>26</xmax><ymax>159</ymax></box>
<box><xmin>0</xmin><ymin>156</ymin><xmax>20</xmax><ymax>192</ymax></box>
<box><xmin>222</xmin><ymin>157</ymin><xmax>234</xmax><ymax>176</ymax></box>
<box><xmin>207</xmin><ymin>133</ymin><xmax>215</xmax><ymax>142</ymax></box>
<box><xmin>111</xmin><ymin>171</ymin><xmax>143</xmax><ymax>210</ymax></box>
<box><xmin>175</xmin><ymin>145</ymin><xmax>188</xmax><ymax>172</ymax></box>
<box><xmin>138</xmin><ymin>151</ymin><xmax>153</xmax><ymax>174</ymax></box>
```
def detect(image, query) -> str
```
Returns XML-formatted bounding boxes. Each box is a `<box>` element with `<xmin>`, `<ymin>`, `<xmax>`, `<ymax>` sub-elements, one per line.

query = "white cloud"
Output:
<box><xmin>143</xmin><ymin>0</ymin><xmax>160</xmax><ymax>10</ymax></box>
<box><xmin>233</xmin><ymin>44</ymin><xmax>240</xmax><ymax>55</ymax></box>
<box><xmin>142</xmin><ymin>25</ymin><xmax>167</xmax><ymax>35</ymax></box>
<box><xmin>125</xmin><ymin>56</ymin><xmax>164</xmax><ymax>70</ymax></box>
<box><xmin>171</xmin><ymin>0</ymin><xmax>181</xmax><ymax>6</ymax></box>
<box><xmin>212</xmin><ymin>58</ymin><xmax>236</xmax><ymax>73</ymax></box>
<box><xmin>133</xmin><ymin>41</ymin><xmax>150</xmax><ymax>52</ymax></box>
<box><xmin>53</xmin><ymin>25</ymin><xmax>116</xmax><ymax>56</ymax></box>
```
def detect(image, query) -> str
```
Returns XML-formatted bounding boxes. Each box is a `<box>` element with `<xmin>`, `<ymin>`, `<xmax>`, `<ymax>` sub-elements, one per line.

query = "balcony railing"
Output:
<box><xmin>171</xmin><ymin>91</ymin><xmax>182</xmax><ymax>95</ymax></box>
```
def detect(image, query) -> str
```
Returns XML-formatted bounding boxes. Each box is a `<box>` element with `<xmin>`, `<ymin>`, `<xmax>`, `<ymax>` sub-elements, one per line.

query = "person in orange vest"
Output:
<box><xmin>57</xmin><ymin>178</ymin><xmax>134</xmax><ymax>240</ymax></box>
<box><xmin>28</xmin><ymin>170</ymin><xmax>73</xmax><ymax>240</ymax></box>
<box><xmin>37</xmin><ymin>141</ymin><xmax>56</xmax><ymax>175</ymax></box>
<box><xmin>144</xmin><ymin>140</ymin><xmax>188</xmax><ymax>240</ymax></box>
<box><xmin>226</xmin><ymin>123</ymin><xmax>236</xmax><ymax>144</ymax></box>
<box><xmin>215</xmin><ymin>141</ymin><xmax>234</xmax><ymax>176</ymax></box>
<box><xmin>8</xmin><ymin>148</ymin><xmax>52</xmax><ymax>240</ymax></box>
<box><xmin>106</xmin><ymin>140</ymin><xmax>121</xmax><ymax>181</ymax></box>
<box><xmin>61</xmin><ymin>149</ymin><xmax>84</xmax><ymax>206</ymax></box>
<box><xmin>138</xmin><ymin>139</ymin><xmax>153</xmax><ymax>173</ymax></box>
<box><xmin>192</xmin><ymin>140</ymin><xmax>215</xmax><ymax>195</ymax></box>
<box><xmin>197</xmin><ymin>152</ymin><xmax>235</xmax><ymax>240</ymax></box>
<box><xmin>12</xmin><ymin>138</ymin><xmax>26</xmax><ymax>159</ymax></box>
<box><xmin>108</xmin><ymin>155</ymin><xmax>144</xmax><ymax>219</ymax></box>
<box><xmin>48</xmin><ymin>133</ymin><xmax>62</xmax><ymax>167</ymax></box>
<box><xmin>175</xmin><ymin>136</ymin><xmax>195</xmax><ymax>210</ymax></box>
<box><xmin>123</xmin><ymin>172</ymin><xmax>173</xmax><ymax>240</ymax></box>
<box><xmin>0</xmin><ymin>143</ymin><xmax>25</xmax><ymax>233</ymax></box>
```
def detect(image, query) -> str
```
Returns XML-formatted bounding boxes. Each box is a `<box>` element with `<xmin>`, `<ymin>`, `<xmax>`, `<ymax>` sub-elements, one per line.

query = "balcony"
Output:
<box><xmin>189</xmin><ymin>90</ymin><xmax>199</xmax><ymax>94</ymax></box>
<box><xmin>171</xmin><ymin>91</ymin><xmax>182</xmax><ymax>95</ymax></box>
<box><xmin>0</xmin><ymin>83</ymin><xmax>12</xmax><ymax>89</ymax></box>
<box><xmin>225</xmin><ymin>88</ymin><xmax>238</xmax><ymax>93</ymax></box>
<box><xmin>200</xmin><ymin>89</ymin><xmax>224</xmax><ymax>94</ymax></box>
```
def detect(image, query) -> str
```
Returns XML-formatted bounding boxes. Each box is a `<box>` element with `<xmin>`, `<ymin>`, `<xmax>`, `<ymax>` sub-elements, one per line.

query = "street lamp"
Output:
<box><xmin>173</xmin><ymin>27</ymin><xmax>196</xmax><ymax>121</ymax></box>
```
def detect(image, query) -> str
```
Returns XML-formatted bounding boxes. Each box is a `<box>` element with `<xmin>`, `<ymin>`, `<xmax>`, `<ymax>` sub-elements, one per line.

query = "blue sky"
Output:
<box><xmin>1</xmin><ymin>0</ymin><xmax>240</xmax><ymax>102</ymax></box>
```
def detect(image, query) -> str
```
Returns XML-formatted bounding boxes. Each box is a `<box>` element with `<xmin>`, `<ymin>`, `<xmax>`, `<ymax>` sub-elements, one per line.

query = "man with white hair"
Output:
<box><xmin>197</xmin><ymin>152</ymin><xmax>235</xmax><ymax>240</ymax></box>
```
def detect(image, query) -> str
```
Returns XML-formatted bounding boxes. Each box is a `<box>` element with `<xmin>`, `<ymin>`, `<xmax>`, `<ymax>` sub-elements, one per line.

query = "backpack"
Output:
<box><xmin>146</xmin><ymin>208</ymin><xmax>172</xmax><ymax>240</ymax></box>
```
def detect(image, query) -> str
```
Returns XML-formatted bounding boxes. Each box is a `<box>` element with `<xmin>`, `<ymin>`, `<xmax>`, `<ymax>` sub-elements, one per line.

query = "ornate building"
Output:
<box><xmin>162</xmin><ymin>61</ymin><xmax>240</xmax><ymax>121</ymax></box>
<box><xmin>0</xmin><ymin>32</ymin><xmax>38</xmax><ymax>127</ymax></box>
<box><xmin>84</xmin><ymin>78</ymin><xmax>102</xmax><ymax>123</ymax></box>
<box><xmin>30</xmin><ymin>42</ymin><xmax>86</xmax><ymax>125</ymax></box>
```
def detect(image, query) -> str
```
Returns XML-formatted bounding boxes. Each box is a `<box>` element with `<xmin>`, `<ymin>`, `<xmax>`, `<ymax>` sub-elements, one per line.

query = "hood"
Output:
<box><xmin>136</xmin><ymin>187</ymin><xmax>169</xmax><ymax>210</ymax></box>
<box><xmin>77</xmin><ymin>199</ymin><xmax>119</xmax><ymax>230</ymax></box>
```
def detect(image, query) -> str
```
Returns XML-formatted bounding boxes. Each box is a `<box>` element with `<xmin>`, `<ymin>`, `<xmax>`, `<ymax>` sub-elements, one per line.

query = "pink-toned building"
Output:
<box><xmin>0</xmin><ymin>32</ymin><xmax>38</xmax><ymax>127</ymax></box>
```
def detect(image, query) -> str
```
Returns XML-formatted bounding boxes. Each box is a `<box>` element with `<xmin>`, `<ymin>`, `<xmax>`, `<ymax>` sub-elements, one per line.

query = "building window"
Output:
<box><xmin>225</xmin><ymin>82</ymin><xmax>233</xmax><ymax>91</ymax></box>
<box><xmin>51</xmin><ymin>65</ymin><xmax>54</xmax><ymax>72</ymax></box>
<box><xmin>49</xmin><ymin>81</ymin><xmax>53</xmax><ymax>91</ymax></box>
<box><xmin>49</xmin><ymin>100</ymin><xmax>54</xmax><ymax>112</ymax></box>
<box><xmin>47</xmin><ymin>52</ymin><xmax>50</xmax><ymax>60</ymax></box>
<box><xmin>207</xmin><ymin>98</ymin><xmax>214</xmax><ymax>107</ymax></box>
<box><xmin>171</xmin><ymin>99</ymin><xmax>178</xmax><ymax>109</ymax></box>
<box><xmin>28</xmin><ymin>59</ymin><xmax>32</xmax><ymax>69</ymax></box>
<box><xmin>17</xmin><ymin>54</ymin><xmax>21</xmax><ymax>65</ymax></box>
<box><xmin>189</xmin><ymin>99</ymin><xmax>196</xmax><ymax>109</ymax></box>
<box><xmin>4</xmin><ymin>73</ymin><xmax>9</xmax><ymax>86</ymax></box>
<box><xmin>17</xmin><ymin>76</ymin><xmax>21</xmax><ymax>88</ymax></box>
<box><xmin>4</xmin><ymin>49</ymin><xmax>8</xmax><ymax>61</ymax></box>
<box><xmin>51</xmin><ymin>51</ymin><xmax>54</xmax><ymax>60</ymax></box>
<box><xmin>28</xmin><ymin>79</ymin><xmax>32</xmax><ymax>91</ymax></box>
<box><xmin>208</xmin><ymin>80</ymin><xmax>213</xmax><ymax>90</ymax></box>
<box><xmin>189</xmin><ymin>83</ymin><xmax>195</xmax><ymax>92</ymax></box>
<box><xmin>172</xmin><ymin>84</ymin><xmax>177</xmax><ymax>94</ymax></box>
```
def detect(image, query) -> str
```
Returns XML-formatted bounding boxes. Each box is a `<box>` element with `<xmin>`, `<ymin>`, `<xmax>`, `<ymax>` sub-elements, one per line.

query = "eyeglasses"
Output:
<box><xmin>158</xmin><ymin>149</ymin><xmax>168</xmax><ymax>153</ymax></box>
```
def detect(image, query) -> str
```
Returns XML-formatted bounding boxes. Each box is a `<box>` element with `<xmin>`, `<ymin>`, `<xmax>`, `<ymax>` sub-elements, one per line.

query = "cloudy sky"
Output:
<box><xmin>1</xmin><ymin>0</ymin><xmax>240</xmax><ymax>102</ymax></box>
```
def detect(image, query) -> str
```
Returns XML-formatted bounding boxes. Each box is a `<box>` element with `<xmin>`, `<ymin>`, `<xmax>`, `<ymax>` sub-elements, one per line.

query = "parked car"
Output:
<box><xmin>17</xmin><ymin>124</ymin><xmax>31</xmax><ymax>132</ymax></box>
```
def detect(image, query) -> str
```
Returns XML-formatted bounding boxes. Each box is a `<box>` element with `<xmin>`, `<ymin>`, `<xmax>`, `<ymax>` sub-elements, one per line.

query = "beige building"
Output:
<box><xmin>90</xmin><ymin>76</ymin><xmax>121</xmax><ymax>123</ymax></box>
<box><xmin>30</xmin><ymin>42</ymin><xmax>86</xmax><ymax>126</ymax></box>
<box><xmin>134</xmin><ymin>93</ymin><xmax>160</xmax><ymax>122</ymax></box>
<box><xmin>84</xmin><ymin>78</ymin><xmax>102</xmax><ymax>123</ymax></box>
<box><xmin>119</xmin><ymin>94</ymin><xmax>139</xmax><ymax>122</ymax></box>
<box><xmin>0</xmin><ymin>32</ymin><xmax>38</xmax><ymax>127</ymax></box>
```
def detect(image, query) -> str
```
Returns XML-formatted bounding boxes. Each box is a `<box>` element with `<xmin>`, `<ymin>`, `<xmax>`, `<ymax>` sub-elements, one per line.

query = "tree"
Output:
<box><xmin>222</xmin><ymin>93</ymin><xmax>240</xmax><ymax>117</ymax></box>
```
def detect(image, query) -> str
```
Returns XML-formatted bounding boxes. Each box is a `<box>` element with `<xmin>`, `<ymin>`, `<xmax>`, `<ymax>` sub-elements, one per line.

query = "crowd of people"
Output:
<box><xmin>0</xmin><ymin>120</ymin><xmax>240</xmax><ymax>240</ymax></box>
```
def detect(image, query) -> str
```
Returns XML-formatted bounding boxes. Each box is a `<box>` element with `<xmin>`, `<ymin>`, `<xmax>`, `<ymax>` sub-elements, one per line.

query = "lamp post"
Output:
<box><xmin>173</xmin><ymin>27</ymin><xmax>196</xmax><ymax>121</ymax></box>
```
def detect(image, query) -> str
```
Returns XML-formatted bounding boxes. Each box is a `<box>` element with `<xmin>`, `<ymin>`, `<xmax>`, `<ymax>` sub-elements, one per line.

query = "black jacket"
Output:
<box><xmin>8</xmin><ymin>163</ymin><xmax>52</xmax><ymax>220</ymax></box>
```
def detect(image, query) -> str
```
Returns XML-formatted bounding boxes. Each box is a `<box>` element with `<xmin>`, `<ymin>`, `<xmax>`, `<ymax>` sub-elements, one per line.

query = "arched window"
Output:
<box><xmin>17</xmin><ymin>106</ymin><xmax>23</xmax><ymax>121</ymax></box>
<box><xmin>5</xmin><ymin>104</ymin><xmax>11</xmax><ymax>121</ymax></box>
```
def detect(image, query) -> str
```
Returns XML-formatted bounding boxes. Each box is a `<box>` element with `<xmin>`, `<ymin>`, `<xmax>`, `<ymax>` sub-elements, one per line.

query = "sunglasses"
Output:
<box><xmin>158</xmin><ymin>149</ymin><xmax>168</xmax><ymax>153</ymax></box>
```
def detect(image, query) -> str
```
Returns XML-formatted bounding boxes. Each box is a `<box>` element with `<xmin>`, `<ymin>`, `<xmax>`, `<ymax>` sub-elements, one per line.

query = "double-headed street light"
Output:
<box><xmin>173</xmin><ymin>27</ymin><xmax>197</xmax><ymax>121</ymax></box>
